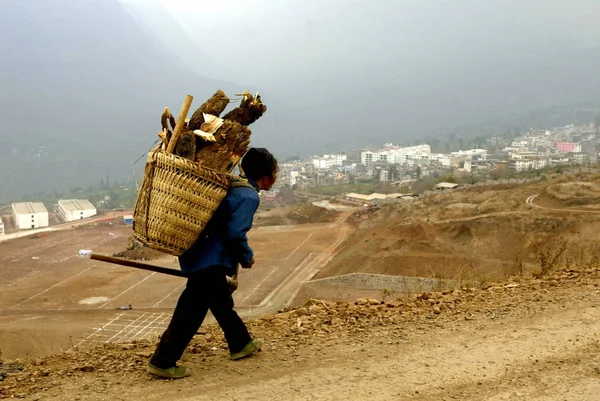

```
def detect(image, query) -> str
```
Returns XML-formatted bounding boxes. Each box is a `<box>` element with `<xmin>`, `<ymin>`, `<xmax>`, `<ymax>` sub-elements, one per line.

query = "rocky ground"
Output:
<box><xmin>1</xmin><ymin>265</ymin><xmax>598</xmax><ymax>400</ymax></box>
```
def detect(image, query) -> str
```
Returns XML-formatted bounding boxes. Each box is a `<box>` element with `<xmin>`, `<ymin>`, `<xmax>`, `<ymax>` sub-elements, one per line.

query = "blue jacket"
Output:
<box><xmin>179</xmin><ymin>179</ymin><xmax>259</xmax><ymax>276</ymax></box>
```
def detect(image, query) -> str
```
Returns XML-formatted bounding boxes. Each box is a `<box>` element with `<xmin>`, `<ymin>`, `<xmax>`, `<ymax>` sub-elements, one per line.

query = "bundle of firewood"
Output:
<box><xmin>158</xmin><ymin>90</ymin><xmax>267</xmax><ymax>172</ymax></box>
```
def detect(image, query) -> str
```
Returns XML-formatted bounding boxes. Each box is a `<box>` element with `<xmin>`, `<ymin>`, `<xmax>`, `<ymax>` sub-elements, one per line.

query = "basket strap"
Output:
<box><xmin>230</xmin><ymin>178</ymin><xmax>255</xmax><ymax>190</ymax></box>
<box><xmin>144</xmin><ymin>152</ymin><xmax>158</xmax><ymax>241</ymax></box>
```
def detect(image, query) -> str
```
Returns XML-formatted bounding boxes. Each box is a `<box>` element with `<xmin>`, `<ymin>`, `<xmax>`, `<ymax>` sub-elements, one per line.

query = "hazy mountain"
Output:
<box><xmin>3</xmin><ymin>0</ymin><xmax>600</xmax><ymax>203</ymax></box>
<box><xmin>119</xmin><ymin>0</ymin><xmax>227</xmax><ymax>81</ymax></box>
<box><xmin>0</xmin><ymin>0</ymin><xmax>296</xmax><ymax>203</ymax></box>
<box><xmin>160</xmin><ymin>0</ymin><xmax>600</xmax><ymax>147</ymax></box>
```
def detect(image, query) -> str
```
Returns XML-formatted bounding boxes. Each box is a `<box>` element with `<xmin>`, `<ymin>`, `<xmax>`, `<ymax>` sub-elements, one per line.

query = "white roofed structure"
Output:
<box><xmin>58</xmin><ymin>199</ymin><xmax>97</xmax><ymax>222</ymax></box>
<box><xmin>12</xmin><ymin>202</ymin><xmax>49</xmax><ymax>229</ymax></box>
<box><xmin>434</xmin><ymin>182</ymin><xmax>460</xmax><ymax>190</ymax></box>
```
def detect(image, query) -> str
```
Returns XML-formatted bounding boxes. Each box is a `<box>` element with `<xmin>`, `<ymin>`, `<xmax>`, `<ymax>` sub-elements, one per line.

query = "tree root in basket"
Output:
<box><xmin>158</xmin><ymin>90</ymin><xmax>267</xmax><ymax>166</ymax></box>
<box><xmin>194</xmin><ymin>120</ymin><xmax>251</xmax><ymax>171</ymax></box>
<box><xmin>222</xmin><ymin>90</ymin><xmax>267</xmax><ymax>126</ymax></box>
<box><xmin>174</xmin><ymin>128</ymin><xmax>196</xmax><ymax>160</ymax></box>
<box><xmin>161</xmin><ymin>107</ymin><xmax>177</xmax><ymax>132</ymax></box>
<box><xmin>188</xmin><ymin>90</ymin><xmax>230</xmax><ymax>131</ymax></box>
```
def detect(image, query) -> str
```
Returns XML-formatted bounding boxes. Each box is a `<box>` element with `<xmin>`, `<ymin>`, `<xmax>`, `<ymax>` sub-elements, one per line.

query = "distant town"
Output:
<box><xmin>263</xmin><ymin>122</ymin><xmax>598</xmax><ymax>201</ymax></box>
<box><xmin>2</xmin><ymin>121</ymin><xmax>598</xmax><ymax>235</ymax></box>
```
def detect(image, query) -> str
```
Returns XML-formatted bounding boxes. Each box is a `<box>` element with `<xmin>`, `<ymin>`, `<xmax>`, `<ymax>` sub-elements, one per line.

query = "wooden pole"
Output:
<box><xmin>166</xmin><ymin>94</ymin><xmax>194</xmax><ymax>154</ymax></box>
<box><xmin>90</xmin><ymin>253</ymin><xmax>189</xmax><ymax>278</ymax></box>
<box><xmin>89</xmin><ymin>254</ymin><xmax>243</xmax><ymax>293</ymax></box>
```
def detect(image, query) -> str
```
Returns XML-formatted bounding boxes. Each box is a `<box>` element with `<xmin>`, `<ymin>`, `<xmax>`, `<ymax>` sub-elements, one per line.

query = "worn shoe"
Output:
<box><xmin>147</xmin><ymin>362</ymin><xmax>191</xmax><ymax>379</ymax></box>
<box><xmin>230</xmin><ymin>338</ymin><xmax>264</xmax><ymax>360</ymax></box>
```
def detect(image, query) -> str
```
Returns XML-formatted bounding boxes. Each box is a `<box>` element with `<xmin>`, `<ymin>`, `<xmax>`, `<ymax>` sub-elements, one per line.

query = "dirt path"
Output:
<box><xmin>526</xmin><ymin>194</ymin><xmax>600</xmax><ymax>214</ymax></box>
<box><xmin>238</xmin><ymin>211</ymin><xmax>353</xmax><ymax>317</ymax></box>
<box><xmin>2</xmin><ymin>267</ymin><xmax>598</xmax><ymax>400</ymax></box>
<box><xmin>184</xmin><ymin>301</ymin><xmax>599</xmax><ymax>401</ymax></box>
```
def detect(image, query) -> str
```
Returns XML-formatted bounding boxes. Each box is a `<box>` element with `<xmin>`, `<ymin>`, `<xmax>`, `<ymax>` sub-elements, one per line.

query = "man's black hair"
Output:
<box><xmin>241</xmin><ymin>148</ymin><xmax>278</xmax><ymax>181</ymax></box>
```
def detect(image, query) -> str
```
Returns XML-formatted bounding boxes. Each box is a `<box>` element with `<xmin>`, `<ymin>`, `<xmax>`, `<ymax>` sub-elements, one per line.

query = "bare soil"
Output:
<box><xmin>535</xmin><ymin>176</ymin><xmax>600</xmax><ymax>209</ymax></box>
<box><xmin>255</xmin><ymin>204</ymin><xmax>340</xmax><ymax>226</ymax></box>
<box><xmin>2</xmin><ymin>175</ymin><xmax>600</xmax><ymax>399</ymax></box>
<box><xmin>0</xmin><ymin>216</ymin><xmax>346</xmax><ymax>360</ymax></box>
<box><xmin>317</xmin><ymin>173</ymin><xmax>600</xmax><ymax>285</ymax></box>
<box><xmin>0</xmin><ymin>266</ymin><xmax>598</xmax><ymax>400</ymax></box>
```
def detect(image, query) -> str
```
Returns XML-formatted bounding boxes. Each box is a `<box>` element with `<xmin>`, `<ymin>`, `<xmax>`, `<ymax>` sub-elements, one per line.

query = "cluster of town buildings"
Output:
<box><xmin>275</xmin><ymin>143</ymin><xmax>488</xmax><ymax>191</ymax></box>
<box><xmin>271</xmin><ymin>122</ymin><xmax>598</xmax><ymax>197</ymax></box>
<box><xmin>495</xmin><ymin>123</ymin><xmax>597</xmax><ymax>172</ymax></box>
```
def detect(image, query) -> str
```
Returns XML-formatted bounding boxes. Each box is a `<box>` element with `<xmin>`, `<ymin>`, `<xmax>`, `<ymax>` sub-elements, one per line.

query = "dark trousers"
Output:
<box><xmin>150</xmin><ymin>265</ymin><xmax>251</xmax><ymax>369</ymax></box>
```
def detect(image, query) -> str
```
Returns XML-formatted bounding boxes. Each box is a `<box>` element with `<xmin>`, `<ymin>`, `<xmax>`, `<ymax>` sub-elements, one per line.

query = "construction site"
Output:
<box><xmin>1</xmin><ymin>172</ymin><xmax>600</xmax><ymax>400</ymax></box>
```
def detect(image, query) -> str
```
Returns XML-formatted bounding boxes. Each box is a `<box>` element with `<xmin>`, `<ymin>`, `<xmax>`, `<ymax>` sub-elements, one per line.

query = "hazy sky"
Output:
<box><xmin>3</xmin><ymin>0</ymin><xmax>600</xmax><ymax>201</ymax></box>
<box><xmin>121</xmin><ymin>0</ymin><xmax>600</xmax><ymax>87</ymax></box>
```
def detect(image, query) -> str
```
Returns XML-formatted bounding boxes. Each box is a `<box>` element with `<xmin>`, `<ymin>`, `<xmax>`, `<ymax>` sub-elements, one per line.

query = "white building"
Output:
<box><xmin>509</xmin><ymin>150</ymin><xmax>546</xmax><ymax>159</ymax></box>
<box><xmin>312</xmin><ymin>154</ymin><xmax>347</xmax><ymax>169</ymax></box>
<box><xmin>510</xmin><ymin>140</ymin><xmax>529</xmax><ymax>148</ymax></box>
<box><xmin>0</xmin><ymin>219</ymin><xmax>4</xmax><ymax>235</ymax></box>
<box><xmin>429</xmin><ymin>153</ymin><xmax>451</xmax><ymax>166</ymax></box>
<box><xmin>509</xmin><ymin>158</ymin><xmax>548</xmax><ymax>172</ymax></box>
<box><xmin>464</xmin><ymin>159</ymin><xmax>482</xmax><ymax>172</ymax></box>
<box><xmin>451</xmin><ymin>149</ymin><xmax>488</xmax><ymax>160</ymax></box>
<box><xmin>569</xmin><ymin>152</ymin><xmax>589</xmax><ymax>165</ymax></box>
<box><xmin>290</xmin><ymin>171</ymin><xmax>300</xmax><ymax>186</ymax></box>
<box><xmin>435</xmin><ymin>182</ymin><xmax>460</xmax><ymax>191</ymax></box>
<box><xmin>12</xmin><ymin>202</ymin><xmax>49</xmax><ymax>230</ymax></box>
<box><xmin>345</xmin><ymin>192</ymin><xmax>388</xmax><ymax>205</ymax></box>
<box><xmin>361</xmin><ymin>144</ymin><xmax>431</xmax><ymax>166</ymax></box>
<box><xmin>58</xmin><ymin>199</ymin><xmax>97</xmax><ymax>222</ymax></box>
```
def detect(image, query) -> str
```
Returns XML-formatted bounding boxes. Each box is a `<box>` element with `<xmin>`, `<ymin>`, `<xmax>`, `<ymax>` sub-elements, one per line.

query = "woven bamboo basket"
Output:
<box><xmin>132</xmin><ymin>148</ymin><xmax>233</xmax><ymax>256</ymax></box>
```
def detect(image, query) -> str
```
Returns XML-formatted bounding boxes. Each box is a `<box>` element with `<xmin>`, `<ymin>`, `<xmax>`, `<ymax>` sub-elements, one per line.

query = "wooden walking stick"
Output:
<box><xmin>80</xmin><ymin>252</ymin><xmax>189</xmax><ymax>278</ymax></box>
<box><xmin>79</xmin><ymin>251</ymin><xmax>241</xmax><ymax>293</ymax></box>
<box><xmin>166</xmin><ymin>94</ymin><xmax>194</xmax><ymax>154</ymax></box>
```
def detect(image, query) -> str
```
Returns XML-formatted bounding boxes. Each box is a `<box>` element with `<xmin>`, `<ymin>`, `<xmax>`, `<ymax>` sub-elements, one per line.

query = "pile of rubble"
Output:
<box><xmin>0</xmin><ymin>349</ymin><xmax>23</xmax><ymax>385</ymax></box>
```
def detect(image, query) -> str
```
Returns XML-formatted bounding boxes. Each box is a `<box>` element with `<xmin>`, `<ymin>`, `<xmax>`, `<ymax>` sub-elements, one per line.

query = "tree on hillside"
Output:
<box><xmin>411</xmin><ymin>177</ymin><xmax>437</xmax><ymax>193</ymax></box>
<box><xmin>389</xmin><ymin>165</ymin><xmax>399</xmax><ymax>181</ymax></box>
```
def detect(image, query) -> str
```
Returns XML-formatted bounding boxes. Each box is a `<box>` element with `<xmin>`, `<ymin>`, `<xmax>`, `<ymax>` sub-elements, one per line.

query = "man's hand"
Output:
<box><xmin>227</xmin><ymin>277</ymin><xmax>239</xmax><ymax>293</ymax></box>
<box><xmin>241</xmin><ymin>258</ymin><xmax>255</xmax><ymax>269</ymax></box>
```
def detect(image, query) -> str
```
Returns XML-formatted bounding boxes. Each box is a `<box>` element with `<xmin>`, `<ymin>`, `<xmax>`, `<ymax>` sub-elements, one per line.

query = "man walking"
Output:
<box><xmin>148</xmin><ymin>148</ymin><xmax>278</xmax><ymax>379</ymax></box>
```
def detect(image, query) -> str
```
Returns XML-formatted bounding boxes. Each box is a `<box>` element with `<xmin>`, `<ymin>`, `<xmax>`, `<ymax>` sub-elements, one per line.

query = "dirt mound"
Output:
<box><xmin>439</xmin><ymin>223</ymin><xmax>473</xmax><ymax>245</ymax></box>
<box><xmin>536</xmin><ymin>180</ymin><xmax>600</xmax><ymax>209</ymax></box>
<box><xmin>0</xmin><ymin>266</ymin><xmax>598</xmax><ymax>400</ymax></box>
<box><xmin>318</xmin><ymin>174</ymin><xmax>600</xmax><ymax>282</ymax></box>
<box><xmin>255</xmin><ymin>204</ymin><xmax>341</xmax><ymax>226</ymax></box>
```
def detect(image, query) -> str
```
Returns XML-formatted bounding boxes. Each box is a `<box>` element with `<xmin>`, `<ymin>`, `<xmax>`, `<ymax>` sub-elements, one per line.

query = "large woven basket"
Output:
<box><xmin>132</xmin><ymin>148</ymin><xmax>233</xmax><ymax>256</ymax></box>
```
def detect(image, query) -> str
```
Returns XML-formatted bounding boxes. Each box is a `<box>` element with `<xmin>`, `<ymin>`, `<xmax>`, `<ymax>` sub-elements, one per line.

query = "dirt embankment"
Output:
<box><xmin>0</xmin><ymin>266</ymin><xmax>598</xmax><ymax>400</ymax></box>
<box><xmin>317</xmin><ymin>174</ymin><xmax>600</xmax><ymax>282</ymax></box>
<box><xmin>535</xmin><ymin>177</ymin><xmax>600</xmax><ymax>209</ymax></box>
<box><xmin>255</xmin><ymin>204</ymin><xmax>340</xmax><ymax>226</ymax></box>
